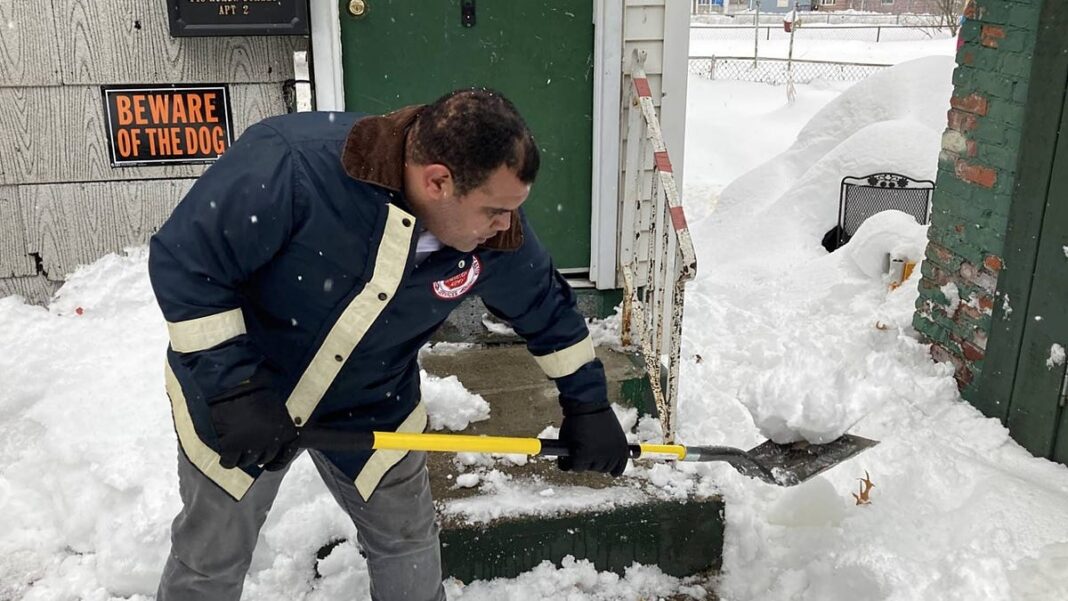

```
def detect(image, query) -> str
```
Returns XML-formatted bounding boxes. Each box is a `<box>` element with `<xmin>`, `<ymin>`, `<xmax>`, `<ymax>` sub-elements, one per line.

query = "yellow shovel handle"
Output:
<box><xmin>300</xmin><ymin>428</ymin><xmax>687</xmax><ymax>460</ymax></box>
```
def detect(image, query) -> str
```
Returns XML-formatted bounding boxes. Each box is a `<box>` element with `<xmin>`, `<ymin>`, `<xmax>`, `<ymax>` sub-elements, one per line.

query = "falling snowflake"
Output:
<box><xmin>250</xmin><ymin>215</ymin><xmax>258</xmax><ymax>223</ymax></box>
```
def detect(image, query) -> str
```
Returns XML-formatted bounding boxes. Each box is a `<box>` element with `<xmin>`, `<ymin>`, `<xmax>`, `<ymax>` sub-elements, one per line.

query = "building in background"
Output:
<box><xmin>806</xmin><ymin>0</ymin><xmax>959</xmax><ymax>14</ymax></box>
<box><xmin>690</xmin><ymin>0</ymin><xmax>960</xmax><ymax>14</ymax></box>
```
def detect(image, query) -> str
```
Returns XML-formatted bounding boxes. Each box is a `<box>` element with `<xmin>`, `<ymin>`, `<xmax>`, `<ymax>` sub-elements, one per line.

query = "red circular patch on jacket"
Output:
<box><xmin>432</xmin><ymin>256</ymin><xmax>481</xmax><ymax>300</ymax></box>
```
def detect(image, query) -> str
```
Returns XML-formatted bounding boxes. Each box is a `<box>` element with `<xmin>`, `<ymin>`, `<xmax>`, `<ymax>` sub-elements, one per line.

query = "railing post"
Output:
<box><xmin>618</xmin><ymin>49</ymin><xmax>698</xmax><ymax>444</ymax></box>
<box><xmin>620</xmin><ymin>66</ymin><xmax>644</xmax><ymax>345</ymax></box>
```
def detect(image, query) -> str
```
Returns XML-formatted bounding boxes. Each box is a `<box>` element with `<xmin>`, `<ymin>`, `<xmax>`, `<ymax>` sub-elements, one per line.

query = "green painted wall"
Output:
<box><xmin>915</xmin><ymin>0</ymin><xmax>1068</xmax><ymax>462</ymax></box>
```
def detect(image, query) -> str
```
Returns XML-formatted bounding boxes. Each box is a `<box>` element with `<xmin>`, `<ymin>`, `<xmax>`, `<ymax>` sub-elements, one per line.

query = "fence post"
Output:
<box><xmin>753</xmin><ymin>1</ymin><xmax>761</xmax><ymax>67</ymax></box>
<box><xmin>786</xmin><ymin>3</ymin><xmax>797</xmax><ymax>102</ymax></box>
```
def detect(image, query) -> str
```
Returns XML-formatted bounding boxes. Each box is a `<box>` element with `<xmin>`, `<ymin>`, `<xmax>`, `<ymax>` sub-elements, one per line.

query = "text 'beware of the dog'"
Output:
<box><xmin>102</xmin><ymin>84</ymin><xmax>234</xmax><ymax>167</ymax></box>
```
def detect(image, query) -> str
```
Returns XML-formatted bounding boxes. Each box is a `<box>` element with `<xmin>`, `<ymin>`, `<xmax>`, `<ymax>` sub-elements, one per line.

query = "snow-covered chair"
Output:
<box><xmin>822</xmin><ymin>172</ymin><xmax>935</xmax><ymax>252</ymax></box>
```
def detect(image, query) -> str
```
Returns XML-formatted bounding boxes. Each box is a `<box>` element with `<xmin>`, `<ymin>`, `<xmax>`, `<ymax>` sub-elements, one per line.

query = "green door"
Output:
<box><xmin>338</xmin><ymin>0</ymin><xmax>594</xmax><ymax>271</ymax></box>
<box><xmin>1006</xmin><ymin>82</ymin><xmax>1068</xmax><ymax>461</ymax></box>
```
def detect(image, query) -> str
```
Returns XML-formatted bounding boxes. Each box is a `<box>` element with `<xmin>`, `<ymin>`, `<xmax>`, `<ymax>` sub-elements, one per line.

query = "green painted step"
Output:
<box><xmin>440</xmin><ymin>498</ymin><xmax>724</xmax><ymax>583</ymax></box>
<box><xmin>419</xmin><ymin>344</ymin><xmax>723</xmax><ymax>583</ymax></box>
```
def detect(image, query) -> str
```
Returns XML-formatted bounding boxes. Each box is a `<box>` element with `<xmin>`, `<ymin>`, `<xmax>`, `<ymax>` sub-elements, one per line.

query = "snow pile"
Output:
<box><xmin>436</xmin><ymin>404</ymin><xmax>701</xmax><ymax>522</ymax></box>
<box><xmin>721</xmin><ymin>209</ymin><xmax>930</xmax><ymax>445</ymax></box>
<box><xmin>586</xmin><ymin>309</ymin><xmax>624</xmax><ymax>351</ymax></box>
<box><xmin>439</xmin><ymin>470</ymin><xmax>648</xmax><ymax>524</ymax></box>
<box><xmin>420</xmin><ymin>371</ymin><xmax>490</xmax><ymax>431</ymax></box>
<box><xmin>702</xmin><ymin>55</ymin><xmax>954</xmax><ymax>283</ymax></box>
<box><xmin>680</xmin><ymin>56</ymin><xmax>1068</xmax><ymax>601</ymax></box>
<box><xmin>683</xmin><ymin>78</ymin><xmax>851</xmax><ymax>222</ymax></box>
<box><xmin>841</xmin><ymin>210</ymin><xmax>929</xmax><ymax>279</ymax></box>
<box><xmin>0</xmin><ymin>249</ymin><xmax>174</xmax><ymax>598</ymax></box>
<box><xmin>687</xmin><ymin>56</ymin><xmax>953</xmax><ymax>445</ymax></box>
<box><xmin>445</xmin><ymin>556</ymin><xmax>709</xmax><ymax>600</ymax></box>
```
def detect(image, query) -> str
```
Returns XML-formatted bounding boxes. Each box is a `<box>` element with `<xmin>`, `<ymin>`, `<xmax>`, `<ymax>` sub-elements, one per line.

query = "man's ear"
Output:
<box><xmin>424</xmin><ymin>164</ymin><xmax>453</xmax><ymax>200</ymax></box>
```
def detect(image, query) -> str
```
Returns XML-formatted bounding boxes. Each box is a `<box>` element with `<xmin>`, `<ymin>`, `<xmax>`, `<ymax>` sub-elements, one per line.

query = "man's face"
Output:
<box><xmin>414</xmin><ymin>165</ymin><xmax>530</xmax><ymax>252</ymax></box>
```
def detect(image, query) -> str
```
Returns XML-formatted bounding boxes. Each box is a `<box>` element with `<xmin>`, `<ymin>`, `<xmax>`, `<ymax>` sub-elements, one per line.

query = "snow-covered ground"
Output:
<box><xmin>4</xmin><ymin>35</ymin><xmax>1068</xmax><ymax>601</ymax></box>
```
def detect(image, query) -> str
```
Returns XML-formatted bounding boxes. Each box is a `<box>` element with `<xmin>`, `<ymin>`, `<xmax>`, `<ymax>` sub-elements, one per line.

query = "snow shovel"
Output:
<box><xmin>298</xmin><ymin>428</ymin><xmax>877</xmax><ymax>487</ymax></box>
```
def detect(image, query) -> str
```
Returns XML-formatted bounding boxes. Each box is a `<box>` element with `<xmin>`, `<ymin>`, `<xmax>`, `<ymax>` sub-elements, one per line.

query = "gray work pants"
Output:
<box><xmin>156</xmin><ymin>448</ymin><xmax>445</xmax><ymax>601</ymax></box>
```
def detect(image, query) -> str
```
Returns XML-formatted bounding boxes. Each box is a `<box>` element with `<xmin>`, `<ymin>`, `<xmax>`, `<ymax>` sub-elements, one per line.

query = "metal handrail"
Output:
<box><xmin>619</xmin><ymin>49</ymin><xmax>698</xmax><ymax>444</ymax></box>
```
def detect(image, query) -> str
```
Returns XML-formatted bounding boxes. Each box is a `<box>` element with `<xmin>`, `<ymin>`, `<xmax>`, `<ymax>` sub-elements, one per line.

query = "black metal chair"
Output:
<box><xmin>822</xmin><ymin>172</ymin><xmax>935</xmax><ymax>252</ymax></box>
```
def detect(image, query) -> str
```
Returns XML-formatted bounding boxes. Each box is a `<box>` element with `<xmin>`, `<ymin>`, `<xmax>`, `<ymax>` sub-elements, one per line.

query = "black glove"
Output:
<box><xmin>208</xmin><ymin>377</ymin><xmax>299</xmax><ymax>471</ymax></box>
<box><xmin>557</xmin><ymin>398</ymin><xmax>630</xmax><ymax>477</ymax></box>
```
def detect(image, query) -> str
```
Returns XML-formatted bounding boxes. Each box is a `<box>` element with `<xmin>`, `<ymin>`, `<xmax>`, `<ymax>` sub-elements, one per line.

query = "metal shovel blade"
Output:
<box><xmin>687</xmin><ymin>434</ymin><xmax>879</xmax><ymax>486</ymax></box>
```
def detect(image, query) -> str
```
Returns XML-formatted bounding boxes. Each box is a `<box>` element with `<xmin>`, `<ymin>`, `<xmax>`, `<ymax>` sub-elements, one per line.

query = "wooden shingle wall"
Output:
<box><xmin>0</xmin><ymin>0</ymin><xmax>307</xmax><ymax>303</ymax></box>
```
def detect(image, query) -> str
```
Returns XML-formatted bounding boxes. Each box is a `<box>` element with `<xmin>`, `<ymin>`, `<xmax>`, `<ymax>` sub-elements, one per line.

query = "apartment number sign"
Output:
<box><xmin>167</xmin><ymin>0</ymin><xmax>309</xmax><ymax>36</ymax></box>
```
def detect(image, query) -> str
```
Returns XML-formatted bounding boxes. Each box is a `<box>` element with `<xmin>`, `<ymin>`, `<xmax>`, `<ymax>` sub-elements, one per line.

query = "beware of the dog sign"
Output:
<box><xmin>101</xmin><ymin>84</ymin><xmax>235</xmax><ymax>167</ymax></box>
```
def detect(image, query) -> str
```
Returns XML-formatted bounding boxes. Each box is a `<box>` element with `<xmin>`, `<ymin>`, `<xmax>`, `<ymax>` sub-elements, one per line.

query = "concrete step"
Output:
<box><xmin>419</xmin><ymin>343</ymin><xmax>724</xmax><ymax>585</ymax></box>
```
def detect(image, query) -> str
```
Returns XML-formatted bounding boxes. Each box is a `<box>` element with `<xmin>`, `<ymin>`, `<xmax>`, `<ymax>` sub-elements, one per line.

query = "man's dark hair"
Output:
<box><xmin>406</xmin><ymin>88</ymin><xmax>540</xmax><ymax>196</ymax></box>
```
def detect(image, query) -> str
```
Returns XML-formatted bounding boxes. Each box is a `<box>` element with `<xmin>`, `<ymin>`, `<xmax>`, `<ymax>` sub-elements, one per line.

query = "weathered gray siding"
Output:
<box><xmin>0</xmin><ymin>0</ymin><xmax>307</xmax><ymax>304</ymax></box>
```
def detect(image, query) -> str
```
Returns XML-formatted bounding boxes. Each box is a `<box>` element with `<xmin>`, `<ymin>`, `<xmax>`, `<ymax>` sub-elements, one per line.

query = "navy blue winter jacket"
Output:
<box><xmin>149</xmin><ymin>106</ymin><xmax>606</xmax><ymax>501</ymax></box>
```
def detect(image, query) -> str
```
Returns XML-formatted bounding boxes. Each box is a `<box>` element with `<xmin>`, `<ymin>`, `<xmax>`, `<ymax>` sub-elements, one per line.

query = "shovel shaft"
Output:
<box><xmin>299</xmin><ymin>428</ymin><xmax>686</xmax><ymax>460</ymax></box>
<box><xmin>297</xmin><ymin>429</ymin><xmax>876</xmax><ymax>488</ymax></box>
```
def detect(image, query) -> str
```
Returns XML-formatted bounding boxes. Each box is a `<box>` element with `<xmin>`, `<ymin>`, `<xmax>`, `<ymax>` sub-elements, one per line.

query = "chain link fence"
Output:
<box><xmin>690</xmin><ymin>23</ymin><xmax>954</xmax><ymax>43</ymax></box>
<box><xmin>688</xmin><ymin>56</ymin><xmax>890</xmax><ymax>84</ymax></box>
<box><xmin>692</xmin><ymin>13</ymin><xmax>951</xmax><ymax>26</ymax></box>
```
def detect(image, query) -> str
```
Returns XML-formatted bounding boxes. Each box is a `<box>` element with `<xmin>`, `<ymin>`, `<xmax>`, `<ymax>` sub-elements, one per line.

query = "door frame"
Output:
<box><xmin>309</xmin><ymin>0</ymin><xmax>623</xmax><ymax>286</ymax></box>
<box><xmin>310</xmin><ymin>1</ymin><xmax>345</xmax><ymax>112</ymax></box>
